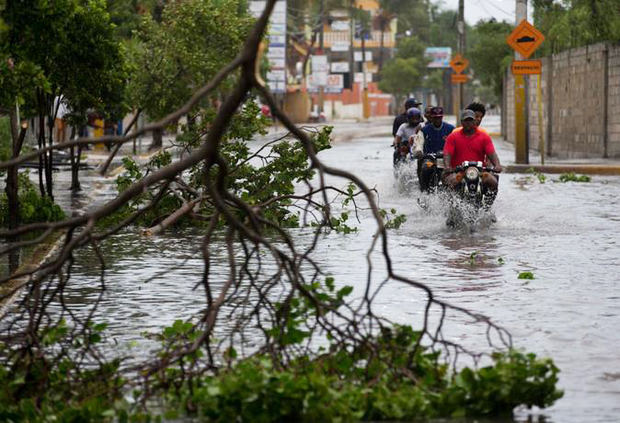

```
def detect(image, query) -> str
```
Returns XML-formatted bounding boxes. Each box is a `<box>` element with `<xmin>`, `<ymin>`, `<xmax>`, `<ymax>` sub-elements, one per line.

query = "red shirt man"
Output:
<box><xmin>443</xmin><ymin>109</ymin><xmax>502</xmax><ymax>191</ymax></box>
<box><xmin>444</xmin><ymin>125</ymin><xmax>495</xmax><ymax>168</ymax></box>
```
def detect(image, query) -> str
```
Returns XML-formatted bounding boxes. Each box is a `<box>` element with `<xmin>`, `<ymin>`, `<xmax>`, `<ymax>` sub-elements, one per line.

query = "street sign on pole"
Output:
<box><xmin>449</xmin><ymin>53</ymin><xmax>469</xmax><ymax>74</ymax></box>
<box><xmin>507</xmin><ymin>20</ymin><xmax>545</xmax><ymax>59</ymax></box>
<box><xmin>451</xmin><ymin>74</ymin><xmax>468</xmax><ymax>83</ymax></box>
<box><xmin>511</xmin><ymin>60</ymin><xmax>542</xmax><ymax>75</ymax></box>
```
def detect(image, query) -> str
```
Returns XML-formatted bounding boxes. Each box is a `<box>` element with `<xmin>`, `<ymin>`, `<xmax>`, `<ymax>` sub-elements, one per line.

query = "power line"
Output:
<box><xmin>483</xmin><ymin>0</ymin><xmax>514</xmax><ymax>19</ymax></box>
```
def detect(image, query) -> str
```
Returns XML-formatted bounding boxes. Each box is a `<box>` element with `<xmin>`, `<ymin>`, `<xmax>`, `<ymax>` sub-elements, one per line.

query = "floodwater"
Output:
<box><xmin>43</xmin><ymin>129</ymin><xmax>620</xmax><ymax>422</ymax></box>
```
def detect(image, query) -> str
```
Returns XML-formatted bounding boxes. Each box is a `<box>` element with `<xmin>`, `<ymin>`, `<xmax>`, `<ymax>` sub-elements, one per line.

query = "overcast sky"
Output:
<box><xmin>439</xmin><ymin>0</ymin><xmax>534</xmax><ymax>25</ymax></box>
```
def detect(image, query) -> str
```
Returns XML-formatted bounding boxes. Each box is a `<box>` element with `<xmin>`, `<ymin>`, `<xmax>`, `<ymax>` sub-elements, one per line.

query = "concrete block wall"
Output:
<box><xmin>504</xmin><ymin>42</ymin><xmax>620</xmax><ymax>158</ymax></box>
<box><xmin>607</xmin><ymin>46</ymin><xmax>620</xmax><ymax>157</ymax></box>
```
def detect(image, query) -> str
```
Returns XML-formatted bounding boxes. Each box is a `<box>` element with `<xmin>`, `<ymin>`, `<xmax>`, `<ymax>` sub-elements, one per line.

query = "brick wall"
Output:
<box><xmin>504</xmin><ymin>42</ymin><xmax>620</xmax><ymax>158</ymax></box>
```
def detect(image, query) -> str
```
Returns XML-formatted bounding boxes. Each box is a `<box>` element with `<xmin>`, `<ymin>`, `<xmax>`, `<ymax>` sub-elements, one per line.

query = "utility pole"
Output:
<box><xmin>358</xmin><ymin>8</ymin><xmax>370</xmax><ymax>119</ymax></box>
<box><xmin>457</xmin><ymin>0</ymin><xmax>465</xmax><ymax>116</ymax></box>
<box><xmin>348</xmin><ymin>0</ymin><xmax>355</xmax><ymax>92</ymax></box>
<box><xmin>318</xmin><ymin>0</ymin><xmax>325</xmax><ymax>115</ymax></box>
<box><xmin>514</xmin><ymin>0</ymin><xmax>529</xmax><ymax>163</ymax></box>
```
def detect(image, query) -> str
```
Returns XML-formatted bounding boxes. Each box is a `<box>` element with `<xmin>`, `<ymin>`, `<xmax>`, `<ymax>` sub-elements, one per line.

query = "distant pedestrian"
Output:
<box><xmin>53</xmin><ymin>96</ymin><xmax>68</xmax><ymax>142</ymax></box>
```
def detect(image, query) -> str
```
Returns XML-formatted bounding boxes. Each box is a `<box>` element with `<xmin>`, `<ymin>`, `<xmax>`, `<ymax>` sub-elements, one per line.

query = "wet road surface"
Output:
<box><xmin>57</xmin><ymin>127</ymin><xmax>620</xmax><ymax>422</ymax></box>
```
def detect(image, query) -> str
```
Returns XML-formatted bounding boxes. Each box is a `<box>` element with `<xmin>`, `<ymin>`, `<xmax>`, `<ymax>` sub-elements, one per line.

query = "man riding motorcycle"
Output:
<box><xmin>393</xmin><ymin>107</ymin><xmax>423</xmax><ymax>166</ymax></box>
<box><xmin>452</xmin><ymin>101</ymin><xmax>489</xmax><ymax>134</ymax></box>
<box><xmin>392</xmin><ymin>97</ymin><xmax>422</xmax><ymax>137</ymax></box>
<box><xmin>442</xmin><ymin>109</ymin><xmax>502</xmax><ymax>196</ymax></box>
<box><xmin>413</xmin><ymin>106</ymin><xmax>455</xmax><ymax>192</ymax></box>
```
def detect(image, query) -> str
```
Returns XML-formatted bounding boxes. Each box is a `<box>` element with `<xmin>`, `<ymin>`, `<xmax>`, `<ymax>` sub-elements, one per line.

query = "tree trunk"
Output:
<box><xmin>149</xmin><ymin>128</ymin><xmax>163</xmax><ymax>151</ymax></box>
<box><xmin>6</xmin><ymin>110</ymin><xmax>27</xmax><ymax>273</ymax></box>
<box><xmin>69</xmin><ymin>126</ymin><xmax>81</xmax><ymax>192</ymax></box>
<box><xmin>6</xmin><ymin>109</ymin><xmax>21</xmax><ymax>230</ymax></box>
<box><xmin>46</xmin><ymin>105</ymin><xmax>55</xmax><ymax>200</ymax></box>
<box><xmin>37</xmin><ymin>108</ymin><xmax>45</xmax><ymax>197</ymax></box>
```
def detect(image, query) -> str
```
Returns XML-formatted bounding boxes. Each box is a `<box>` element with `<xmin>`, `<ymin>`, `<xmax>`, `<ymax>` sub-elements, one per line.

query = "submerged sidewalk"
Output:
<box><xmin>480</xmin><ymin>115</ymin><xmax>620</xmax><ymax>175</ymax></box>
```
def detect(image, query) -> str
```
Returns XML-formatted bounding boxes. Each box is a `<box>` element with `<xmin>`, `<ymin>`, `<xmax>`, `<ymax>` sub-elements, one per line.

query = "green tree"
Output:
<box><xmin>1</xmin><ymin>0</ymin><xmax>128</xmax><ymax>197</ymax></box>
<box><xmin>380</xmin><ymin>0</ymin><xmax>431</xmax><ymax>42</ymax></box>
<box><xmin>468</xmin><ymin>19</ymin><xmax>513</xmax><ymax>100</ymax></box>
<box><xmin>533</xmin><ymin>0</ymin><xmax>620</xmax><ymax>54</ymax></box>
<box><xmin>378</xmin><ymin>32</ymin><xmax>427</xmax><ymax>101</ymax></box>
<box><xmin>395</xmin><ymin>34</ymin><xmax>426</xmax><ymax>60</ymax></box>
<box><xmin>378</xmin><ymin>57</ymin><xmax>422</xmax><ymax>101</ymax></box>
<box><xmin>128</xmin><ymin>0</ymin><xmax>253</xmax><ymax>149</ymax></box>
<box><xmin>428</xmin><ymin>7</ymin><xmax>459</xmax><ymax>50</ymax></box>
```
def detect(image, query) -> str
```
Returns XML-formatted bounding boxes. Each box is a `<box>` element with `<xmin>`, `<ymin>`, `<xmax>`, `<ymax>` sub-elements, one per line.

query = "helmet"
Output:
<box><xmin>406</xmin><ymin>107</ymin><xmax>422</xmax><ymax>119</ymax></box>
<box><xmin>404</xmin><ymin>98</ymin><xmax>420</xmax><ymax>109</ymax></box>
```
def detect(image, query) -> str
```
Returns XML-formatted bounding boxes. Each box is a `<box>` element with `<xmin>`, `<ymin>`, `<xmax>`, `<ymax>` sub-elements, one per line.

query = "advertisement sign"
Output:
<box><xmin>354</xmin><ymin>51</ymin><xmax>373</xmax><ymax>62</ymax></box>
<box><xmin>268</xmin><ymin>81</ymin><xmax>286</xmax><ymax>92</ymax></box>
<box><xmin>354</xmin><ymin>72</ymin><xmax>373</xmax><ymax>84</ymax></box>
<box><xmin>269</xmin><ymin>34</ymin><xmax>286</xmax><ymax>45</ymax></box>
<box><xmin>311</xmin><ymin>55</ymin><xmax>329</xmax><ymax>73</ymax></box>
<box><xmin>325</xmin><ymin>74</ymin><xmax>344</xmax><ymax>93</ymax></box>
<box><xmin>269</xmin><ymin>23</ymin><xmax>286</xmax><ymax>35</ymax></box>
<box><xmin>266</xmin><ymin>46</ymin><xmax>285</xmax><ymax>59</ymax></box>
<box><xmin>250</xmin><ymin>0</ymin><xmax>287</xmax><ymax>93</ymax></box>
<box><xmin>270</xmin><ymin>58</ymin><xmax>285</xmax><ymax>68</ymax></box>
<box><xmin>307</xmin><ymin>73</ymin><xmax>327</xmax><ymax>91</ymax></box>
<box><xmin>331</xmin><ymin>62</ymin><xmax>350</xmax><ymax>73</ymax></box>
<box><xmin>267</xmin><ymin>70</ymin><xmax>286</xmax><ymax>81</ymax></box>
<box><xmin>424</xmin><ymin>47</ymin><xmax>452</xmax><ymax>68</ymax></box>
<box><xmin>331</xmin><ymin>41</ymin><xmax>350</xmax><ymax>52</ymax></box>
<box><xmin>331</xmin><ymin>20</ymin><xmax>350</xmax><ymax>32</ymax></box>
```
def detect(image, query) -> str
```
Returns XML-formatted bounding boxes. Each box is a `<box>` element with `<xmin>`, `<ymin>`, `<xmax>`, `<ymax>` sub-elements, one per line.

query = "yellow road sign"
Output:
<box><xmin>507</xmin><ymin>20</ymin><xmax>545</xmax><ymax>59</ymax></box>
<box><xmin>450</xmin><ymin>54</ymin><xmax>469</xmax><ymax>74</ymax></box>
<box><xmin>451</xmin><ymin>74</ymin><xmax>468</xmax><ymax>84</ymax></box>
<box><xmin>511</xmin><ymin>59</ymin><xmax>542</xmax><ymax>75</ymax></box>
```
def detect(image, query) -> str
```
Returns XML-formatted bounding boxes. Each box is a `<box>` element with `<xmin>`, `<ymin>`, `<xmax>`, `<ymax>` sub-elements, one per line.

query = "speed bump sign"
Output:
<box><xmin>507</xmin><ymin>20</ymin><xmax>545</xmax><ymax>59</ymax></box>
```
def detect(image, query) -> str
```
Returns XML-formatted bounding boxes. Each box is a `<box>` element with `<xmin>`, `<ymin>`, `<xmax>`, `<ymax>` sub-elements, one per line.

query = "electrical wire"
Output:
<box><xmin>481</xmin><ymin>0</ymin><xmax>514</xmax><ymax>19</ymax></box>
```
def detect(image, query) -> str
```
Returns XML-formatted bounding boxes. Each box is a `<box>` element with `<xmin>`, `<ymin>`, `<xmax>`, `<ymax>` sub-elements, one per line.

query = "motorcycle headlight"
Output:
<box><xmin>465</xmin><ymin>167</ymin><xmax>479</xmax><ymax>181</ymax></box>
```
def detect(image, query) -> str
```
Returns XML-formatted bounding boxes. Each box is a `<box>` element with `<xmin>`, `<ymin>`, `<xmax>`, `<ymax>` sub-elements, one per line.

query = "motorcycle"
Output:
<box><xmin>392</xmin><ymin>139</ymin><xmax>417</xmax><ymax>192</ymax></box>
<box><xmin>419</xmin><ymin>152</ymin><xmax>444</xmax><ymax>193</ymax></box>
<box><xmin>446</xmin><ymin>161</ymin><xmax>498</xmax><ymax>228</ymax></box>
<box><xmin>393</xmin><ymin>138</ymin><xmax>412</xmax><ymax>167</ymax></box>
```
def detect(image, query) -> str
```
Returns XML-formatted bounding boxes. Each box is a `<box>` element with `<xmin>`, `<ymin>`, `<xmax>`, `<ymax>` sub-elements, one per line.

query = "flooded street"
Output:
<box><xmin>62</xmin><ymin>127</ymin><xmax>620</xmax><ymax>422</ymax></box>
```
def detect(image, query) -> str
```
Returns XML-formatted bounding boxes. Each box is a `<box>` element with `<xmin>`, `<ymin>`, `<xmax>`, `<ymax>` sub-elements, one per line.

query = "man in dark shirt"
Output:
<box><xmin>392</xmin><ymin>97</ymin><xmax>421</xmax><ymax>137</ymax></box>
<box><xmin>415</xmin><ymin>107</ymin><xmax>454</xmax><ymax>191</ymax></box>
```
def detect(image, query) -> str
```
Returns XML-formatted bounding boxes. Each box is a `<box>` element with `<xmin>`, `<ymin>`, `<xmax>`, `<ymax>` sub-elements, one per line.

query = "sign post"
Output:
<box><xmin>507</xmin><ymin>18</ymin><xmax>545</xmax><ymax>164</ymax></box>
<box><xmin>449</xmin><ymin>53</ymin><xmax>469</xmax><ymax>123</ymax></box>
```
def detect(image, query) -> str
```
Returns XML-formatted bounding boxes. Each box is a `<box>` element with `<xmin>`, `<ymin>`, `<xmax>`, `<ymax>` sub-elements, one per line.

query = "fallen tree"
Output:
<box><xmin>0</xmin><ymin>1</ymin><xmax>562</xmax><ymax>421</ymax></box>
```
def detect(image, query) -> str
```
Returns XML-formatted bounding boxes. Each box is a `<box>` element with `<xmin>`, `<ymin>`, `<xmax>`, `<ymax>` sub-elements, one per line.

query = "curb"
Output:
<box><xmin>0</xmin><ymin>231</ymin><xmax>65</xmax><ymax>318</ymax></box>
<box><xmin>333</xmin><ymin>128</ymin><xmax>388</xmax><ymax>143</ymax></box>
<box><xmin>506</xmin><ymin>164</ymin><xmax>620</xmax><ymax>175</ymax></box>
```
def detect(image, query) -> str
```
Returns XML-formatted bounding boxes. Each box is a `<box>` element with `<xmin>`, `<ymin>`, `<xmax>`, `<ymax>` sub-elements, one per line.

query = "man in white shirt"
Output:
<box><xmin>53</xmin><ymin>96</ymin><xmax>68</xmax><ymax>142</ymax></box>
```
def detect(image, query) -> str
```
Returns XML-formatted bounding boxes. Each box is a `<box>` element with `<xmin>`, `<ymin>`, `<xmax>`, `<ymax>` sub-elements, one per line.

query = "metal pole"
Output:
<box><xmin>348</xmin><ymin>0</ymin><xmax>355</xmax><ymax>92</ymax></box>
<box><xmin>362</xmin><ymin>31</ymin><xmax>370</xmax><ymax>119</ymax></box>
<box><xmin>603</xmin><ymin>44</ymin><xmax>609</xmax><ymax>158</ymax></box>
<box><xmin>458</xmin><ymin>0</ymin><xmax>465</xmax><ymax>113</ymax></box>
<box><xmin>318</xmin><ymin>0</ymin><xmax>325</xmax><ymax>114</ymax></box>
<box><xmin>514</xmin><ymin>0</ymin><xmax>529</xmax><ymax>164</ymax></box>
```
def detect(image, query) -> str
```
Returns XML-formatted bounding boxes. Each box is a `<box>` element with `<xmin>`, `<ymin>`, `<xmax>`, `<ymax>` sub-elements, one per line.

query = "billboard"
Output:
<box><xmin>250</xmin><ymin>1</ymin><xmax>287</xmax><ymax>93</ymax></box>
<box><xmin>424</xmin><ymin>47</ymin><xmax>452</xmax><ymax>68</ymax></box>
